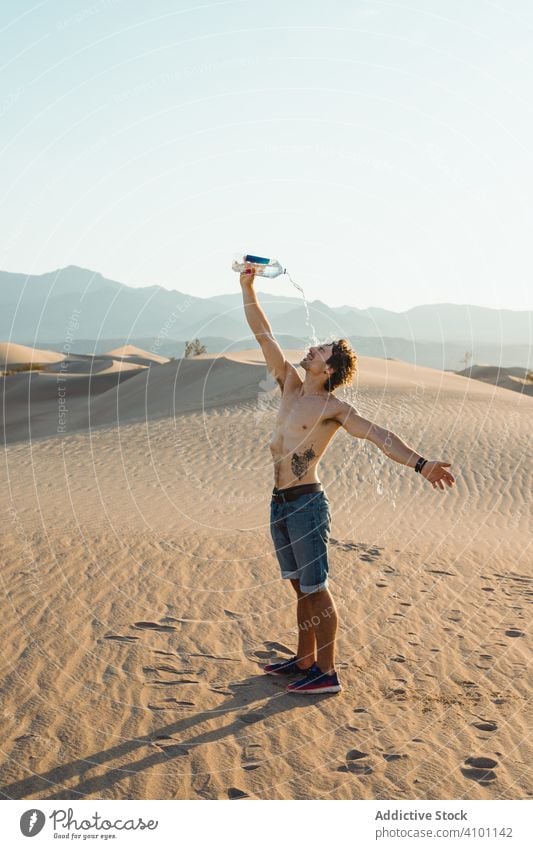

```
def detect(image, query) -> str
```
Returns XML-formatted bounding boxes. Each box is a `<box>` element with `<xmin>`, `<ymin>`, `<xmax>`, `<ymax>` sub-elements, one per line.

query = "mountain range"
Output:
<box><xmin>1</xmin><ymin>265</ymin><xmax>530</xmax><ymax>370</ymax></box>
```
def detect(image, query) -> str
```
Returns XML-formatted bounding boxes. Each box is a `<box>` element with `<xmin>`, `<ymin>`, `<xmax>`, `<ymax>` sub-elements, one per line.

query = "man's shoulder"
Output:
<box><xmin>285</xmin><ymin>360</ymin><xmax>303</xmax><ymax>380</ymax></box>
<box><xmin>324</xmin><ymin>396</ymin><xmax>357</xmax><ymax>422</ymax></box>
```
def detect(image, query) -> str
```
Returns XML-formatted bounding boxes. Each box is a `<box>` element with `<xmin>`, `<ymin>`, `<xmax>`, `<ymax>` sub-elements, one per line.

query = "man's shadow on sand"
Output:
<box><xmin>0</xmin><ymin>673</ymin><xmax>332</xmax><ymax>800</ymax></box>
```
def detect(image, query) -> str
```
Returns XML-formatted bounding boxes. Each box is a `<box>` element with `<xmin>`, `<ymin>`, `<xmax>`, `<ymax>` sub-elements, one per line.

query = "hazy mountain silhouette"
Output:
<box><xmin>1</xmin><ymin>265</ymin><xmax>531</xmax><ymax>369</ymax></box>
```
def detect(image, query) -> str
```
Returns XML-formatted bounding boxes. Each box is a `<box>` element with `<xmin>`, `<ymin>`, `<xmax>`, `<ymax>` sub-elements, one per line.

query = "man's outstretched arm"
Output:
<box><xmin>333</xmin><ymin>401</ymin><xmax>456</xmax><ymax>491</ymax></box>
<box><xmin>240</xmin><ymin>267</ymin><xmax>295</xmax><ymax>389</ymax></box>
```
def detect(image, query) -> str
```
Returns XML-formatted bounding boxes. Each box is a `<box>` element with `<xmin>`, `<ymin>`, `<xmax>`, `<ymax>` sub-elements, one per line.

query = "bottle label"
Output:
<box><xmin>244</xmin><ymin>254</ymin><xmax>270</xmax><ymax>265</ymax></box>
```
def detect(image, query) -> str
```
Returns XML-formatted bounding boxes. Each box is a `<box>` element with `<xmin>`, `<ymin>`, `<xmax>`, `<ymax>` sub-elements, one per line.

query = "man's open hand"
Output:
<box><xmin>240</xmin><ymin>266</ymin><xmax>256</xmax><ymax>287</ymax></box>
<box><xmin>421</xmin><ymin>461</ymin><xmax>456</xmax><ymax>491</ymax></box>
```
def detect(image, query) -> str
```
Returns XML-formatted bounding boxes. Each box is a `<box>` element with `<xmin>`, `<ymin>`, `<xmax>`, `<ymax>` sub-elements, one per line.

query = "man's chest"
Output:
<box><xmin>275</xmin><ymin>396</ymin><xmax>337</xmax><ymax>438</ymax></box>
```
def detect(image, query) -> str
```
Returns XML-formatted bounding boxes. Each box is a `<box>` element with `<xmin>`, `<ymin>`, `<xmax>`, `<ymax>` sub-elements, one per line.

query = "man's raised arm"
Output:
<box><xmin>240</xmin><ymin>267</ymin><xmax>292</xmax><ymax>389</ymax></box>
<box><xmin>333</xmin><ymin>400</ymin><xmax>456</xmax><ymax>491</ymax></box>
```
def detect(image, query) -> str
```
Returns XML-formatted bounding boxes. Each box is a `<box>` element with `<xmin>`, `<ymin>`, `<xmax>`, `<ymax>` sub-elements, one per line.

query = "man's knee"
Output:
<box><xmin>290</xmin><ymin>579</ymin><xmax>307</xmax><ymax>599</ymax></box>
<box><xmin>300</xmin><ymin>584</ymin><xmax>330</xmax><ymax>600</ymax></box>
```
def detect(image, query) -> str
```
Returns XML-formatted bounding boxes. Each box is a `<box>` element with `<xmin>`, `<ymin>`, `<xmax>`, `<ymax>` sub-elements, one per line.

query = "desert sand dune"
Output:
<box><xmin>2</xmin><ymin>351</ymin><xmax>516</xmax><ymax>446</ymax></box>
<box><xmin>456</xmin><ymin>364</ymin><xmax>533</xmax><ymax>397</ymax></box>
<box><xmin>0</xmin><ymin>341</ymin><xmax>65</xmax><ymax>368</ymax></box>
<box><xmin>0</xmin><ymin>346</ymin><xmax>531</xmax><ymax>801</ymax></box>
<box><xmin>102</xmin><ymin>344</ymin><xmax>170</xmax><ymax>366</ymax></box>
<box><xmin>1</xmin><ymin>370</ymin><xmax>146</xmax><ymax>443</ymax></box>
<box><xmin>42</xmin><ymin>355</ymin><xmax>145</xmax><ymax>376</ymax></box>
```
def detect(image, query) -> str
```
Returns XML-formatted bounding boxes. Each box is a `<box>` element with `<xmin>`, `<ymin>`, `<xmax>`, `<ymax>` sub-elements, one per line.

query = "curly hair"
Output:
<box><xmin>324</xmin><ymin>338</ymin><xmax>357</xmax><ymax>392</ymax></box>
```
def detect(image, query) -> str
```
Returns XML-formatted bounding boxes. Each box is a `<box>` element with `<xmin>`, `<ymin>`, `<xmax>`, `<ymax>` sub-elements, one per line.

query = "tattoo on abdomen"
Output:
<box><xmin>291</xmin><ymin>447</ymin><xmax>316</xmax><ymax>479</ymax></box>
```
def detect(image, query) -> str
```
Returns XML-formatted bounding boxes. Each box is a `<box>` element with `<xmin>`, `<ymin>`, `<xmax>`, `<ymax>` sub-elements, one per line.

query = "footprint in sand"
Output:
<box><xmin>224</xmin><ymin>610</ymin><xmax>244</xmax><ymax>620</ymax></box>
<box><xmin>152</xmin><ymin>665</ymin><xmax>201</xmax><ymax>678</ymax></box>
<box><xmin>155</xmin><ymin>665</ymin><xmax>184</xmax><ymax>674</ymax></box>
<box><xmin>228</xmin><ymin>787</ymin><xmax>249</xmax><ymax>799</ymax></box>
<box><xmin>150</xmin><ymin>736</ymin><xmax>189</xmax><ymax>756</ymax></box>
<box><xmin>193</xmin><ymin>776</ymin><xmax>212</xmax><ymax>798</ymax></box>
<box><xmin>389</xmin><ymin>687</ymin><xmax>406</xmax><ymax>697</ymax></box>
<box><xmin>339</xmin><ymin>749</ymin><xmax>373</xmax><ymax>774</ymax></box>
<box><xmin>242</xmin><ymin>744</ymin><xmax>263</xmax><ymax>771</ymax></box>
<box><xmin>347</xmin><ymin>749</ymin><xmax>369</xmax><ymax>759</ymax></box>
<box><xmin>148</xmin><ymin>698</ymin><xmax>195</xmax><ymax>710</ymax></box>
<box><xmin>505</xmin><ymin>629</ymin><xmax>524</xmax><ymax>638</ymax></box>
<box><xmin>102</xmin><ymin>665</ymin><xmax>119</xmax><ymax>682</ymax></box>
<box><xmin>427</xmin><ymin>569</ymin><xmax>456</xmax><ymax>576</ymax></box>
<box><xmin>238</xmin><ymin>712</ymin><xmax>266</xmax><ymax>724</ymax></box>
<box><xmin>132</xmin><ymin>621</ymin><xmax>177</xmax><ymax>632</ymax></box>
<box><xmin>334</xmin><ymin>541</ymin><xmax>360</xmax><ymax>551</ymax></box>
<box><xmin>159</xmin><ymin>744</ymin><xmax>189</xmax><ymax>757</ymax></box>
<box><xmin>104</xmin><ymin>635</ymin><xmax>139</xmax><ymax>642</ymax></box>
<box><xmin>472</xmin><ymin>721</ymin><xmax>498</xmax><ymax>733</ymax></box>
<box><xmin>383</xmin><ymin>753</ymin><xmax>409</xmax><ymax>762</ymax></box>
<box><xmin>462</xmin><ymin>756</ymin><xmax>498</xmax><ymax>784</ymax></box>
<box><xmin>391</xmin><ymin>655</ymin><xmax>406</xmax><ymax>663</ymax></box>
<box><xmin>264</xmin><ymin>641</ymin><xmax>292</xmax><ymax>654</ymax></box>
<box><xmin>189</xmin><ymin>652</ymin><xmax>239</xmax><ymax>662</ymax></box>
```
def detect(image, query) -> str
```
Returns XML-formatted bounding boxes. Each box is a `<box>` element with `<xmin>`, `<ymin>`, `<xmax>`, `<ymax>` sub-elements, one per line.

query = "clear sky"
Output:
<box><xmin>1</xmin><ymin>0</ymin><xmax>532</xmax><ymax>310</ymax></box>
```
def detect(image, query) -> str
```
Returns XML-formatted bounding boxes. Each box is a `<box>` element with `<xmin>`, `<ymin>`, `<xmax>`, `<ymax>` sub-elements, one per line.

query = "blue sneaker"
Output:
<box><xmin>263</xmin><ymin>655</ymin><xmax>313</xmax><ymax>676</ymax></box>
<box><xmin>286</xmin><ymin>663</ymin><xmax>342</xmax><ymax>694</ymax></box>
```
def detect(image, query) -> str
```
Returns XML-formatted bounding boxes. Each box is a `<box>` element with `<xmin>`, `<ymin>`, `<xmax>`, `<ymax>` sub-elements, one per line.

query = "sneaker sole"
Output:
<box><xmin>264</xmin><ymin>667</ymin><xmax>312</xmax><ymax>676</ymax></box>
<box><xmin>287</xmin><ymin>684</ymin><xmax>342</xmax><ymax>694</ymax></box>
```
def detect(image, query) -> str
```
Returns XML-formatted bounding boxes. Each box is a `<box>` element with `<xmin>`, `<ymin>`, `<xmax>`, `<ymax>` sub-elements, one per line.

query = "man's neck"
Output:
<box><xmin>299</xmin><ymin>378</ymin><xmax>331</xmax><ymax>398</ymax></box>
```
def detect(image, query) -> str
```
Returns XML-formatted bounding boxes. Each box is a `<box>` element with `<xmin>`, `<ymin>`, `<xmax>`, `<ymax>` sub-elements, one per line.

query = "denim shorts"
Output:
<box><xmin>270</xmin><ymin>489</ymin><xmax>332</xmax><ymax>594</ymax></box>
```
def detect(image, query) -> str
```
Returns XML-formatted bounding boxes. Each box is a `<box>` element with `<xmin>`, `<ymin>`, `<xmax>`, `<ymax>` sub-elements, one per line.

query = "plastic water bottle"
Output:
<box><xmin>232</xmin><ymin>253</ymin><xmax>285</xmax><ymax>278</ymax></box>
<box><xmin>233</xmin><ymin>252</ymin><xmax>319</xmax><ymax>342</ymax></box>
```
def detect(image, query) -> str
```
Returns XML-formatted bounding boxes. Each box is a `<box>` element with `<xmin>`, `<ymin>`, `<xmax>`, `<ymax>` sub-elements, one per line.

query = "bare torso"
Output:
<box><xmin>269</xmin><ymin>369</ymin><xmax>342</xmax><ymax>489</ymax></box>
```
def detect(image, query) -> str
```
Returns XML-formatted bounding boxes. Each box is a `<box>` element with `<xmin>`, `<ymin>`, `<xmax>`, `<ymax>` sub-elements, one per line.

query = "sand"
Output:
<box><xmin>0</xmin><ymin>347</ymin><xmax>531</xmax><ymax>800</ymax></box>
<box><xmin>0</xmin><ymin>341</ymin><xmax>66</xmax><ymax>368</ymax></box>
<box><xmin>101</xmin><ymin>345</ymin><xmax>170</xmax><ymax>367</ymax></box>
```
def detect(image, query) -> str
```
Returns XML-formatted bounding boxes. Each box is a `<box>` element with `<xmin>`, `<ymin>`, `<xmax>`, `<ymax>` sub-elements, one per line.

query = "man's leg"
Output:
<box><xmin>304</xmin><ymin>587</ymin><xmax>338</xmax><ymax>675</ymax></box>
<box><xmin>290</xmin><ymin>579</ymin><xmax>316</xmax><ymax>669</ymax></box>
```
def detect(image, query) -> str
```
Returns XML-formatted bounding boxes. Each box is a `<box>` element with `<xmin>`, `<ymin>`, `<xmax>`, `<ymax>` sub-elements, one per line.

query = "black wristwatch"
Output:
<box><xmin>415</xmin><ymin>456</ymin><xmax>428</xmax><ymax>474</ymax></box>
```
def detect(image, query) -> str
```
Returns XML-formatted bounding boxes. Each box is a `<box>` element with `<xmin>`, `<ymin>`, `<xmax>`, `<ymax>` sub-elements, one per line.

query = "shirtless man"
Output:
<box><xmin>240</xmin><ymin>267</ymin><xmax>456</xmax><ymax>694</ymax></box>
